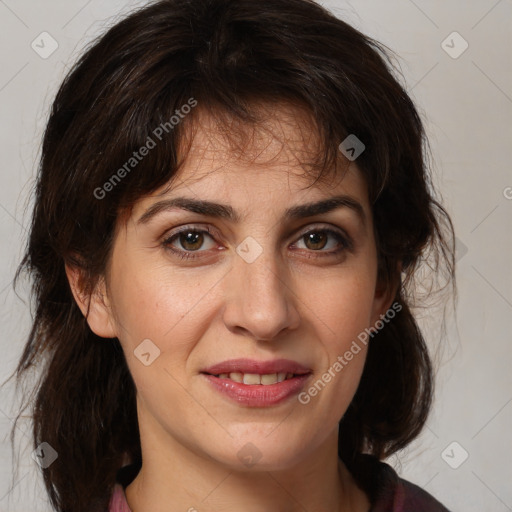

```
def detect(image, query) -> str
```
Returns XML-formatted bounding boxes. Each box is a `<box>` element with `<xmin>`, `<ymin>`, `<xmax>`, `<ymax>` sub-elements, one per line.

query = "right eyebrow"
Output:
<box><xmin>137</xmin><ymin>196</ymin><xmax>240</xmax><ymax>224</ymax></box>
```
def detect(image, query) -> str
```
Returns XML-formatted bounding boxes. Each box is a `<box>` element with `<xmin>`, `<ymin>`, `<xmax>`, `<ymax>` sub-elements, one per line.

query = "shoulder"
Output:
<box><xmin>108</xmin><ymin>483</ymin><xmax>132</xmax><ymax>512</ymax></box>
<box><xmin>396</xmin><ymin>478</ymin><xmax>452</xmax><ymax>512</ymax></box>
<box><xmin>348</xmin><ymin>454</ymin><xmax>451</xmax><ymax>512</ymax></box>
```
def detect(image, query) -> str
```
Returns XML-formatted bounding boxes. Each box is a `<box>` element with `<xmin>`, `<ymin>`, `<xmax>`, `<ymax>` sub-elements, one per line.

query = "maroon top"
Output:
<box><xmin>349</xmin><ymin>454</ymin><xmax>451</xmax><ymax>511</ymax></box>
<box><xmin>108</xmin><ymin>455</ymin><xmax>450</xmax><ymax>511</ymax></box>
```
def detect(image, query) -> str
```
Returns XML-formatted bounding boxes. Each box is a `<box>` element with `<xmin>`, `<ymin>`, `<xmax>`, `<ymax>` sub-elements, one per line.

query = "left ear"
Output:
<box><xmin>370</xmin><ymin>260</ymin><xmax>401</xmax><ymax>324</ymax></box>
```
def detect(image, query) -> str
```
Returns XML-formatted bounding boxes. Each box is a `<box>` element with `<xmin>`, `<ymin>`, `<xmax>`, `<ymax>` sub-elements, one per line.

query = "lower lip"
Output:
<box><xmin>202</xmin><ymin>373</ymin><xmax>311</xmax><ymax>407</ymax></box>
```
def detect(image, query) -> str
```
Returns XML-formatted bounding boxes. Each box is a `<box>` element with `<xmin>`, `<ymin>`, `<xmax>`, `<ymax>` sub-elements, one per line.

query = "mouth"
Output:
<box><xmin>201</xmin><ymin>357</ymin><xmax>311</xmax><ymax>380</ymax></box>
<box><xmin>201</xmin><ymin>371</ymin><xmax>304</xmax><ymax>385</ymax></box>
<box><xmin>201</xmin><ymin>371</ymin><xmax>312</xmax><ymax>407</ymax></box>
<box><xmin>200</xmin><ymin>358</ymin><xmax>312</xmax><ymax>406</ymax></box>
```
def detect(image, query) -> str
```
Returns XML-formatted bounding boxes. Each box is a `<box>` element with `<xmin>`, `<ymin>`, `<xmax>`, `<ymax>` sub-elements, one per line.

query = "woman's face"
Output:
<box><xmin>86</xmin><ymin>106</ymin><xmax>391</xmax><ymax>471</ymax></box>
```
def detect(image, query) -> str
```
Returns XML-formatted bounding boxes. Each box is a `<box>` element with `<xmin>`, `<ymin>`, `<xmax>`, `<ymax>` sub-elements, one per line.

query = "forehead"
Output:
<box><xmin>182</xmin><ymin>103</ymin><xmax>322</xmax><ymax>174</ymax></box>
<box><xmin>127</xmin><ymin>102</ymin><xmax>369</xmax><ymax>222</ymax></box>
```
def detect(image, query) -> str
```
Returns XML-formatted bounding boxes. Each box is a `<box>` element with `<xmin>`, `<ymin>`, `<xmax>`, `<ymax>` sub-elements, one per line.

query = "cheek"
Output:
<box><xmin>108</xmin><ymin>258</ymin><xmax>229</xmax><ymax>400</ymax></box>
<box><xmin>303</xmin><ymin>262</ymin><xmax>378</xmax><ymax>345</ymax></box>
<box><xmin>109</xmin><ymin>256</ymin><xmax>223</xmax><ymax>345</ymax></box>
<box><xmin>109</xmin><ymin>264</ymin><xmax>219</xmax><ymax>415</ymax></box>
<box><xmin>294</xmin><ymin>263</ymin><xmax>376</xmax><ymax>414</ymax></box>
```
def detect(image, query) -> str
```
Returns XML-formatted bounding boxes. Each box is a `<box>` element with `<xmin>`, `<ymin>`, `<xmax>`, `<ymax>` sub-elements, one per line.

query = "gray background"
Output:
<box><xmin>0</xmin><ymin>1</ymin><xmax>511</xmax><ymax>511</ymax></box>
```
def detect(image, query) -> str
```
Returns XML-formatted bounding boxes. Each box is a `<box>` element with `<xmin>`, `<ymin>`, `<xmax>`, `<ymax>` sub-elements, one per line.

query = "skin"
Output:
<box><xmin>67</xmin><ymin>104</ymin><xmax>395</xmax><ymax>512</ymax></box>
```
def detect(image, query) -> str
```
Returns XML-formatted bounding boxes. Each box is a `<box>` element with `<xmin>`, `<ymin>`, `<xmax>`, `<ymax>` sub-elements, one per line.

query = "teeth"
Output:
<box><xmin>216</xmin><ymin>372</ymin><xmax>295</xmax><ymax>385</ymax></box>
<box><xmin>243</xmin><ymin>373</ymin><xmax>261</xmax><ymax>385</ymax></box>
<box><xmin>261</xmin><ymin>373</ymin><xmax>278</xmax><ymax>385</ymax></box>
<box><xmin>228</xmin><ymin>372</ymin><xmax>243</xmax><ymax>383</ymax></box>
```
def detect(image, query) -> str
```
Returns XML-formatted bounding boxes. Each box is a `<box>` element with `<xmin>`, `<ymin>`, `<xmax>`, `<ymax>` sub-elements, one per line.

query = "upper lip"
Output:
<box><xmin>202</xmin><ymin>358</ymin><xmax>311</xmax><ymax>376</ymax></box>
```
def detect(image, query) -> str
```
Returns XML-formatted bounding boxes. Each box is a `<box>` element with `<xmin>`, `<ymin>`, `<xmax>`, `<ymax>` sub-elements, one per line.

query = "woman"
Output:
<box><xmin>8</xmin><ymin>0</ymin><xmax>455</xmax><ymax>510</ymax></box>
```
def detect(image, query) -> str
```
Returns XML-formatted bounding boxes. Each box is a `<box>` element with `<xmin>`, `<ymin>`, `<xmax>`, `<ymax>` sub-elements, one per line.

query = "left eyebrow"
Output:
<box><xmin>137</xmin><ymin>194</ymin><xmax>366</xmax><ymax>226</ymax></box>
<box><xmin>284</xmin><ymin>195</ymin><xmax>366</xmax><ymax>225</ymax></box>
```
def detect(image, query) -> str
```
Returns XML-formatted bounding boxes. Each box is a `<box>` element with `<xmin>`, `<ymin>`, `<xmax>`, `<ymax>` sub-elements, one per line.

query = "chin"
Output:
<box><xmin>205</xmin><ymin>433</ymin><xmax>310</xmax><ymax>472</ymax></box>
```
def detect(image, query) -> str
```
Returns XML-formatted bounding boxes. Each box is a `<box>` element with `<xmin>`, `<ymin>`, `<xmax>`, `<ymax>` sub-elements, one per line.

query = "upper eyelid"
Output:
<box><xmin>163</xmin><ymin>224</ymin><xmax>217</xmax><ymax>241</ymax></box>
<box><xmin>294</xmin><ymin>223</ymin><xmax>348</xmax><ymax>238</ymax></box>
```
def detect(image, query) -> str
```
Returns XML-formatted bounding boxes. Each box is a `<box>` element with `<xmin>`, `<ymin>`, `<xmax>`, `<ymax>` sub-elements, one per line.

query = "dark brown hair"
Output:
<box><xmin>4</xmin><ymin>0</ymin><xmax>455</xmax><ymax>510</ymax></box>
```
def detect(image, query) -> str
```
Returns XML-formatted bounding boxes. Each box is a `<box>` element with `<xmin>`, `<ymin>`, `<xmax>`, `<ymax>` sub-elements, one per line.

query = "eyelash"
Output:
<box><xmin>161</xmin><ymin>224</ymin><xmax>353</xmax><ymax>262</ymax></box>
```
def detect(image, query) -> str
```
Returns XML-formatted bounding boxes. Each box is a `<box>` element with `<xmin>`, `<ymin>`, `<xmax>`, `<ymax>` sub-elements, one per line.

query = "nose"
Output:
<box><xmin>221</xmin><ymin>244</ymin><xmax>301</xmax><ymax>341</ymax></box>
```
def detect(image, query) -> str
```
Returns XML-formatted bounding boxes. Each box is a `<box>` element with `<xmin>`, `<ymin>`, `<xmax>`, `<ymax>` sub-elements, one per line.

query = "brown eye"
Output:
<box><xmin>303</xmin><ymin>232</ymin><xmax>329</xmax><ymax>251</ymax></box>
<box><xmin>162</xmin><ymin>226</ymin><xmax>218</xmax><ymax>260</ymax></box>
<box><xmin>179</xmin><ymin>231</ymin><xmax>205</xmax><ymax>251</ymax></box>
<box><xmin>295</xmin><ymin>229</ymin><xmax>349</xmax><ymax>254</ymax></box>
